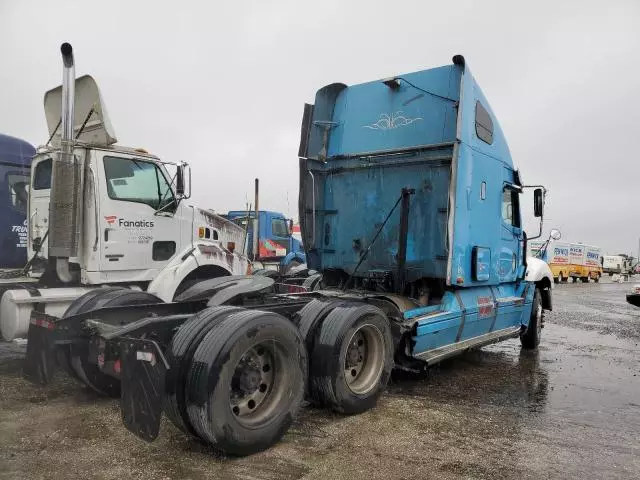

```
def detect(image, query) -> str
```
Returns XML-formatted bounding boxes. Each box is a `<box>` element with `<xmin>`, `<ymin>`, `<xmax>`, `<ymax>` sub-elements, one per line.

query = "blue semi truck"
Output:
<box><xmin>225</xmin><ymin>209</ymin><xmax>306</xmax><ymax>270</ymax></box>
<box><xmin>0</xmin><ymin>134</ymin><xmax>35</xmax><ymax>269</ymax></box>
<box><xmin>26</xmin><ymin>54</ymin><xmax>554</xmax><ymax>456</ymax></box>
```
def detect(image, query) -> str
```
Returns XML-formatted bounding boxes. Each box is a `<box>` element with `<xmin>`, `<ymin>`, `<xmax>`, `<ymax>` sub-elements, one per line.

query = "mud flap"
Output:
<box><xmin>23</xmin><ymin>311</ymin><xmax>58</xmax><ymax>385</ymax></box>
<box><xmin>120</xmin><ymin>338</ymin><xmax>169</xmax><ymax>442</ymax></box>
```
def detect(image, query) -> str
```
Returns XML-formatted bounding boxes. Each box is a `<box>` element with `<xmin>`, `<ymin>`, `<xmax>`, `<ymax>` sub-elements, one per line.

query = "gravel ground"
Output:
<box><xmin>1</xmin><ymin>279</ymin><xmax>639</xmax><ymax>479</ymax></box>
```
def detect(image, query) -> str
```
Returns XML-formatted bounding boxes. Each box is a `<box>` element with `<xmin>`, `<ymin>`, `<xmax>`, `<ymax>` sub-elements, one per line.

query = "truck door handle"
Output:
<box><xmin>104</xmin><ymin>229</ymin><xmax>109</xmax><ymax>242</ymax></box>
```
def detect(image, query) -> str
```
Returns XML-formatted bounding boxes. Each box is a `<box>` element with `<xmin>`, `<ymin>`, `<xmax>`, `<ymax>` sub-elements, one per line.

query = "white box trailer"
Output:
<box><xmin>569</xmin><ymin>244</ymin><xmax>585</xmax><ymax>266</ymax></box>
<box><xmin>549</xmin><ymin>241</ymin><xmax>570</xmax><ymax>267</ymax></box>
<box><xmin>531</xmin><ymin>241</ymin><xmax>602</xmax><ymax>283</ymax></box>
<box><xmin>603</xmin><ymin>255</ymin><xmax>632</xmax><ymax>275</ymax></box>
<box><xmin>584</xmin><ymin>245</ymin><xmax>602</xmax><ymax>268</ymax></box>
<box><xmin>526</xmin><ymin>240</ymin><xmax>547</xmax><ymax>260</ymax></box>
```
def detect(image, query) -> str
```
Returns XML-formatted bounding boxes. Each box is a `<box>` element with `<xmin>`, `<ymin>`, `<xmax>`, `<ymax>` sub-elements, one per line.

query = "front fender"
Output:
<box><xmin>281</xmin><ymin>251</ymin><xmax>306</xmax><ymax>267</ymax></box>
<box><xmin>524</xmin><ymin>257</ymin><xmax>553</xmax><ymax>287</ymax></box>
<box><xmin>525</xmin><ymin>257</ymin><xmax>553</xmax><ymax>311</ymax></box>
<box><xmin>147</xmin><ymin>243</ymin><xmax>249</xmax><ymax>302</ymax></box>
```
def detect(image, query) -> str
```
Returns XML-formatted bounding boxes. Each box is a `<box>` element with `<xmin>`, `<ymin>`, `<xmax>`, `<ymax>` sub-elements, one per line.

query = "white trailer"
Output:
<box><xmin>602</xmin><ymin>255</ymin><xmax>633</xmax><ymax>276</ymax></box>
<box><xmin>0</xmin><ymin>46</ymin><xmax>248</xmax><ymax>341</ymax></box>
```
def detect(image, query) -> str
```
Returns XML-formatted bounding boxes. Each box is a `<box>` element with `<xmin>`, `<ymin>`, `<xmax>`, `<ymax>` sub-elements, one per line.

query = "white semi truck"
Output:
<box><xmin>0</xmin><ymin>44</ymin><xmax>249</xmax><ymax>341</ymax></box>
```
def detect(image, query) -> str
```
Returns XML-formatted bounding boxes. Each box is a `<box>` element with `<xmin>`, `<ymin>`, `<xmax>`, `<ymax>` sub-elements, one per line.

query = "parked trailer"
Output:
<box><xmin>528</xmin><ymin>240</ymin><xmax>602</xmax><ymax>283</ymax></box>
<box><xmin>25</xmin><ymin>48</ymin><xmax>554</xmax><ymax>456</ymax></box>
<box><xmin>602</xmin><ymin>254</ymin><xmax>634</xmax><ymax>276</ymax></box>
<box><xmin>0</xmin><ymin>44</ymin><xmax>250</xmax><ymax>342</ymax></box>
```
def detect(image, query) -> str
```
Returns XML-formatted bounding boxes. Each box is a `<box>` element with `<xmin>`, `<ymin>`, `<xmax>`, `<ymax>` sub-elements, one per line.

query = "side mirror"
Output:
<box><xmin>533</xmin><ymin>188</ymin><xmax>544</xmax><ymax>217</ymax></box>
<box><xmin>288</xmin><ymin>219</ymin><xmax>294</xmax><ymax>235</ymax></box>
<box><xmin>176</xmin><ymin>165</ymin><xmax>185</xmax><ymax>196</ymax></box>
<box><xmin>550</xmin><ymin>228</ymin><xmax>561</xmax><ymax>240</ymax></box>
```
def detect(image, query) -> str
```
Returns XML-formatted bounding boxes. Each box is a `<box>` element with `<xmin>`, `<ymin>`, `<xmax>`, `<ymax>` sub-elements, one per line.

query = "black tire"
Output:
<box><xmin>594</xmin><ymin>275</ymin><xmax>600</xmax><ymax>283</ymax></box>
<box><xmin>553</xmin><ymin>276</ymin><xmax>559</xmax><ymax>284</ymax></box>
<box><xmin>284</xmin><ymin>260</ymin><xmax>303</xmax><ymax>274</ymax></box>
<box><xmin>301</xmin><ymin>273</ymin><xmax>323</xmax><ymax>291</ymax></box>
<box><xmin>185</xmin><ymin>309</ymin><xmax>307</xmax><ymax>456</ymax></box>
<box><xmin>309</xmin><ymin>304</ymin><xmax>393</xmax><ymax>414</ymax></box>
<box><xmin>67</xmin><ymin>289</ymin><xmax>163</xmax><ymax>397</ymax></box>
<box><xmin>520</xmin><ymin>288</ymin><xmax>542</xmax><ymax>350</ymax></box>
<box><xmin>297</xmin><ymin>299</ymin><xmax>353</xmax><ymax>401</ymax></box>
<box><xmin>581</xmin><ymin>277</ymin><xmax>589</xmax><ymax>283</ymax></box>
<box><xmin>57</xmin><ymin>287</ymin><xmax>128</xmax><ymax>380</ymax></box>
<box><xmin>558</xmin><ymin>272</ymin><xmax>565</xmax><ymax>283</ymax></box>
<box><xmin>296</xmin><ymin>299</ymin><xmax>342</xmax><ymax>358</ymax></box>
<box><xmin>163</xmin><ymin>305</ymin><xmax>242</xmax><ymax>436</ymax></box>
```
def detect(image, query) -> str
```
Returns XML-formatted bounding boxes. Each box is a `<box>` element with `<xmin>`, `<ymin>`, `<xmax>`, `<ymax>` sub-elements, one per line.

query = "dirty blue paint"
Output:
<box><xmin>300</xmin><ymin>57</ymin><xmax>539</xmax><ymax>360</ymax></box>
<box><xmin>409</xmin><ymin>282</ymin><xmax>532</xmax><ymax>357</ymax></box>
<box><xmin>318</xmin><ymin>151</ymin><xmax>451</xmax><ymax>280</ymax></box>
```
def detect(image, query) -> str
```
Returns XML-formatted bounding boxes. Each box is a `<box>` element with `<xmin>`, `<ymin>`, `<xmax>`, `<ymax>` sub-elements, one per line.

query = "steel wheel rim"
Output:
<box><xmin>344</xmin><ymin>322</ymin><xmax>385</xmax><ymax>395</ymax></box>
<box><xmin>229</xmin><ymin>341</ymin><xmax>290</xmax><ymax>427</ymax></box>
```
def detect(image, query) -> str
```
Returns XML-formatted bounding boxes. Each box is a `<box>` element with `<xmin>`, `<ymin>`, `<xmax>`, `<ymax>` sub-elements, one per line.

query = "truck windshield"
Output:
<box><xmin>104</xmin><ymin>156</ymin><xmax>175</xmax><ymax>211</ymax></box>
<box><xmin>271</xmin><ymin>218</ymin><xmax>289</xmax><ymax>237</ymax></box>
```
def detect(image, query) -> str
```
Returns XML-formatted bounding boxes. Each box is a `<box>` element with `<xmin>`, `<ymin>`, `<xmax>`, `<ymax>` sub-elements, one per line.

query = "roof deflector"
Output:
<box><xmin>44</xmin><ymin>74</ymin><xmax>117</xmax><ymax>146</ymax></box>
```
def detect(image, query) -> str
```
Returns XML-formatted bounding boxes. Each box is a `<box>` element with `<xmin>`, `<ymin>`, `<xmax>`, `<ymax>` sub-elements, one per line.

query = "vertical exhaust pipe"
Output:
<box><xmin>253</xmin><ymin>178</ymin><xmax>260</xmax><ymax>262</ymax></box>
<box><xmin>49</xmin><ymin>42</ymin><xmax>83</xmax><ymax>283</ymax></box>
<box><xmin>60</xmin><ymin>43</ymin><xmax>75</xmax><ymax>148</ymax></box>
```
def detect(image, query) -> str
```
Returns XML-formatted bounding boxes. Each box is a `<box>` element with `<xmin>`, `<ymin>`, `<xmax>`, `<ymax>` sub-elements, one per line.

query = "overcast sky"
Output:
<box><xmin>1</xmin><ymin>0</ymin><xmax>638</xmax><ymax>256</ymax></box>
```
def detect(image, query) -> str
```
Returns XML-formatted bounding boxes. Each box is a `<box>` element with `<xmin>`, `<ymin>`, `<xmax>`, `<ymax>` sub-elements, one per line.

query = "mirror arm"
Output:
<box><xmin>522</xmin><ymin>184</ymin><xmax>547</xmax><ymax>241</ymax></box>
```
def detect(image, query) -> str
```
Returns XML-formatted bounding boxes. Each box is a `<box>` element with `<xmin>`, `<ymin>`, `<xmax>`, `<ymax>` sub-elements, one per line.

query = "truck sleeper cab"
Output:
<box><xmin>298</xmin><ymin>55</ymin><xmax>553</xmax><ymax>363</ymax></box>
<box><xmin>24</xmin><ymin>49</ymin><xmax>553</xmax><ymax>457</ymax></box>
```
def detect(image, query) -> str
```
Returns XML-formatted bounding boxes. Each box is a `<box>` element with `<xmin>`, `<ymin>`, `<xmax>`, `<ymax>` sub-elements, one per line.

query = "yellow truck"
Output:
<box><xmin>529</xmin><ymin>241</ymin><xmax>602</xmax><ymax>283</ymax></box>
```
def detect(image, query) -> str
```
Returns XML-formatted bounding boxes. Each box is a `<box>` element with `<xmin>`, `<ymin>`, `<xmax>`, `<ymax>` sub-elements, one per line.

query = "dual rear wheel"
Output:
<box><xmin>165</xmin><ymin>300</ymin><xmax>393</xmax><ymax>454</ymax></box>
<box><xmin>59</xmin><ymin>290</ymin><xmax>394</xmax><ymax>455</ymax></box>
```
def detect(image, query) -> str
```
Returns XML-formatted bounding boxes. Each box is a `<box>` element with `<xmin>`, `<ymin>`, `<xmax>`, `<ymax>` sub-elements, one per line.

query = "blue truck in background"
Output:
<box><xmin>225</xmin><ymin>209</ymin><xmax>306</xmax><ymax>271</ymax></box>
<box><xmin>26</xmin><ymin>54</ymin><xmax>555</xmax><ymax>456</ymax></box>
<box><xmin>0</xmin><ymin>134</ymin><xmax>35</xmax><ymax>269</ymax></box>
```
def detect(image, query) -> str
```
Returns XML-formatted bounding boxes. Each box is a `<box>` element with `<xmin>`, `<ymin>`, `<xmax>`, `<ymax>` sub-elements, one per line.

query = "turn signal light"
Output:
<box><xmin>227</xmin><ymin>242</ymin><xmax>236</xmax><ymax>253</ymax></box>
<box><xmin>198</xmin><ymin>227</ymin><xmax>205</xmax><ymax>238</ymax></box>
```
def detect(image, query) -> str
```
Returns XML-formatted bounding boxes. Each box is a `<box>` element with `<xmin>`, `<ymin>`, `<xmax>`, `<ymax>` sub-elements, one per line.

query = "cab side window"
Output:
<box><xmin>7</xmin><ymin>173</ymin><xmax>30</xmax><ymax>213</ymax></box>
<box><xmin>475</xmin><ymin>101</ymin><xmax>494</xmax><ymax>144</ymax></box>
<box><xmin>502</xmin><ymin>187</ymin><xmax>521</xmax><ymax>228</ymax></box>
<box><xmin>33</xmin><ymin>158</ymin><xmax>52</xmax><ymax>190</ymax></box>
<box><xmin>104</xmin><ymin>156</ymin><xmax>176</xmax><ymax>212</ymax></box>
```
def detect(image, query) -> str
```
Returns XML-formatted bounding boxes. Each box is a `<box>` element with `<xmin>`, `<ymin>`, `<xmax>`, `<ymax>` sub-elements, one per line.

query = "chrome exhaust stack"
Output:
<box><xmin>49</xmin><ymin>43</ymin><xmax>83</xmax><ymax>283</ymax></box>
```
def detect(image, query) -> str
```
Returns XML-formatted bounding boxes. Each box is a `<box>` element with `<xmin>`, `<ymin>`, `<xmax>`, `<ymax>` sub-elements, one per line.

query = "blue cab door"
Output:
<box><xmin>499</xmin><ymin>174</ymin><xmax>522</xmax><ymax>284</ymax></box>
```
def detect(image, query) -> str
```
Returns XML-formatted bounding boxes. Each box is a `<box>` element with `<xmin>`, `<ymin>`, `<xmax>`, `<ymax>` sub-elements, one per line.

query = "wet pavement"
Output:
<box><xmin>1</xmin><ymin>280</ymin><xmax>639</xmax><ymax>479</ymax></box>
